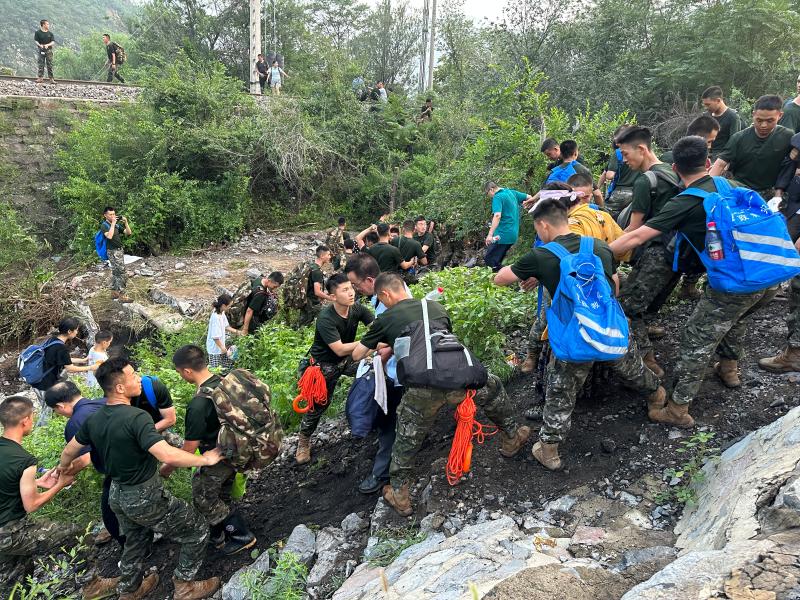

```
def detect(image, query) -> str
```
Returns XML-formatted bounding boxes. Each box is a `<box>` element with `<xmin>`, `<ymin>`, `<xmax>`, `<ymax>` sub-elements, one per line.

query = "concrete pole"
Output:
<box><xmin>426</xmin><ymin>0</ymin><xmax>436</xmax><ymax>91</ymax></box>
<box><xmin>250</xmin><ymin>0</ymin><xmax>262</xmax><ymax>94</ymax></box>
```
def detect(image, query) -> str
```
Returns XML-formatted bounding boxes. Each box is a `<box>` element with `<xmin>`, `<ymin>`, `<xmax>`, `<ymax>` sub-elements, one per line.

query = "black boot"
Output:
<box><xmin>209</xmin><ymin>522</ymin><xmax>226</xmax><ymax>549</ymax></box>
<box><xmin>221</xmin><ymin>512</ymin><xmax>256</xmax><ymax>556</ymax></box>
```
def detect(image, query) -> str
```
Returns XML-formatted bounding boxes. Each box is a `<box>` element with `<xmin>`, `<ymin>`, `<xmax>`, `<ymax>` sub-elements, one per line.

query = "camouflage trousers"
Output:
<box><xmin>0</xmin><ymin>516</ymin><xmax>82</xmax><ymax>585</ymax></box>
<box><xmin>37</xmin><ymin>48</ymin><xmax>53</xmax><ymax>79</ymax></box>
<box><xmin>528</xmin><ymin>288</ymin><xmax>551</xmax><ymax>355</ymax></box>
<box><xmin>299</xmin><ymin>301</ymin><xmax>323</xmax><ymax>327</ymax></box>
<box><xmin>109</xmin><ymin>472</ymin><xmax>209</xmax><ymax>592</ymax></box>
<box><xmin>192</xmin><ymin>460</ymin><xmax>237</xmax><ymax>526</ymax></box>
<box><xmin>299</xmin><ymin>360</ymin><xmax>357</xmax><ymax>437</ymax></box>
<box><xmin>108</xmin><ymin>248</ymin><xmax>127</xmax><ymax>292</ymax></box>
<box><xmin>669</xmin><ymin>285</ymin><xmax>778</xmax><ymax>406</ymax></box>
<box><xmin>620</xmin><ymin>242</ymin><xmax>677</xmax><ymax>356</ymax></box>
<box><xmin>540</xmin><ymin>339</ymin><xmax>659</xmax><ymax>444</ymax></box>
<box><xmin>788</xmin><ymin>275</ymin><xmax>800</xmax><ymax>350</ymax></box>
<box><xmin>389</xmin><ymin>374</ymin><xmax>518</xmax><ymax>489</ymax></box>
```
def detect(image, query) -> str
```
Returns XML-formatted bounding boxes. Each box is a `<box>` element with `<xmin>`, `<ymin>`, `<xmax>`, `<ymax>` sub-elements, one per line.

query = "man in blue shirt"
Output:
<box><xmin>484</xmin><ymin>182</ymin><xmax>534</xmax><ymax>271</ymax></box>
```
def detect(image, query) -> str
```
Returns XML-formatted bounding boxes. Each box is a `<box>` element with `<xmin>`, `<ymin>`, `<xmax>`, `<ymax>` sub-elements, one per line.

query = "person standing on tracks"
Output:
<box><xmin>102</xmin><ymin>34</ymin><xmax>125</xmax><ymax>84</ymax></box>
<box><xmin>268</xmin><ymin>60</ymin><xmax>287</xmax><ymax>95</ymax></box>
<box><xmin>256</xmin><ymin>54</ymin><xmax>268</xmax><ymax>93</ymax></box>
<box><xmin>34</xmin><ymin>20</ymin><xmax>55</xmax><ymax>84</ymax></box>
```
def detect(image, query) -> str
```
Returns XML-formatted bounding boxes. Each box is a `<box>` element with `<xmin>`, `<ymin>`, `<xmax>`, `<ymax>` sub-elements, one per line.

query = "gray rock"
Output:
<box><xmin>420</xmin><ymin>513</ymin><xmax>445</xmax><ymax>533</ymax></box>
<box><xmin>222</xmin><ymin>550</ymin><xmax>270</xmax><ymax>600</ymax></box>
<box><xmin>174</xmin><ymin>262</ymin><xmax>186</xmax><ymax>270</ymax></box>
<box><xmin>246</xmin><ymin>268</ymin><xmax>261</xmax><ymax>279</ymax></box>
<box><xmin>316</xmin><ymin>526</ymin><xmax>345</xmax><ymax>555</ymax></box>
<box><xmin>283</xmin><ymin>243</ymin><xmax>299</xmax><ymax>251</ymax></box>
<box><xmin>341</xmin><ymin>513</ymin><xmax>369</xmax><ymax>536</ymax></box>
<box><xmin>759</xmin><ymin>471</ymin><xmax>800</xmax><ymax>535</ymax></box>
<box><xmin>281</xmin><ymin>524</ymin><xmax>316</xmax><ymax>566</ymax></box>
<box><xmin>619</xmin><ymin>546</ymin><xmax>677</xmax><ymax>571</ymax></box>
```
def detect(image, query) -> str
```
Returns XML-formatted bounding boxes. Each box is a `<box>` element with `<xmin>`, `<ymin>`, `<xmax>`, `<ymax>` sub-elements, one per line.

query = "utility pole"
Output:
<box><xmin>426</xmin><ymin>0</ymin><xmax>437</xmax><ymax>91</ymax></box>
<box><xmin>250</xmin><ymin>0</ymin><xmax>262</xmax><ymax>94</ymax></box>
<box><xmin>419</xmin><ymin>0</ymin><xmax>429</xmax><ymax>95</ymax></box>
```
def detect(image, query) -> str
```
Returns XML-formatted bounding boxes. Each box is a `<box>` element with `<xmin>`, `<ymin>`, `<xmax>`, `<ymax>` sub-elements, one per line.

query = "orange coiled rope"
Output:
<box><xmin>292</xmin><ymin>364</ymin><xmax>328</xmax><ymax>414</ymax></box>
<box><xmin>446</xmin><ymin>389</ymin><xmax>497</xmax><ymax>485</ymax></box>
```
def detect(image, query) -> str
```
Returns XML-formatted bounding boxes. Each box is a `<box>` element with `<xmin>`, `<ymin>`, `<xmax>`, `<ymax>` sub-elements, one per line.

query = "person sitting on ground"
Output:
<box><xmin>295</xmin><ymin>273</ymin><xmax>376</xmax><ymax>465</ymax></box>
<box><xmin>240</xmin><ymin>271</ymin><xmax>284</xmax><ymax>336</ymax></box>
<box><xmin>86</xmin><ymin>330</ymin><xmax>113</xmax><ymax>389</ymax></box>
<box><xmin>494</xmin><ymin>198</ymin><xmax>664</xmax><ymax>471</ymax></box>
<box><xmin>351</xmin><ymin>273</ymin><xmax>531</xmax><ymax>516</ymax></box>
<box><xmin>483</xmin><ymin>182</ymin><xmax>535</xmax><ymax>272</ymax></box>
<box><xmin>357</xmin><ymin>223</ymin><xmax>414</xmax><ymax>274</ymax></box>
<box><xmin>0</xmin><ymin>395</ymin><xmax>81</xmax><ymax>586</ymax></box>
<box><xmin>545</xmin><ymin>140</ymin><xmax>592</xmax><ymax>184</ymax></box>
<box><xmin>59</xmin><ymin>357</ymin><xmax>224</xmax><ymax>600</ymax></box>
<box><xmin>207</xmin><ymin>293</ymin><xmax>238</xmax><ymax>370</ymax></box>
<box><xmin>701</xmin><ymin>86</ymin><xmax>744</xmax><ymax>161</ymax></box>
<box><xmin>101</xmin><ymin>206</ymin><xmax>133</xmax><ymax>303</ymax></box>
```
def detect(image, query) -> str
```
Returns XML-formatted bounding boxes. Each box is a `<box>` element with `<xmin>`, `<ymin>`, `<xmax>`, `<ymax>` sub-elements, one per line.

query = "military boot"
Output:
<box><xmin>119</xmin><ymin>574</ymin><xmax>159</xmax><ymax>600</ymax></box>
<box><xmin>647</xmin><ymin>386</ymin><xmax>667</xmax><ymax>414</ymax></box>
<box><xmin>714</xmin><ymin>359</ymin><xmax>741</xmax><ymax>388</ymax></box>
<box><xmin>295</xmin><ymin>434</ymin><xmax>311</xmax><ymax>465</ymax></box>
<box><xmin>520</xmin><ymin>353</ymin><xmax>536</xmax><ymax>374</ymax></box>
<box><xmin>678</xmin><ymin>280</ymin><xmax>702</xmax><ymax>300</ymax></box>
<box><xmin>532</xmin><ymin>441</ymin><xmax>562</xmax><ymax>471</ymax></box>
<box><xmin>220</xmin><ymin>512</ymin><xmax>257</xmax><ymax>555</ymax></box>
<box><xmin>382</xmin><ymin>484</ymin><xmax>413</xmax><ymax>517</ymax></box>
<box><xmin>647</xmin><ymin>325</ymin><xmax>666</xmax><ymax>339</ymax></box>
<box><xmin>172</xmin><ymin>576</ymin><xmax>221</xmax><ymax>600</ymax></box>
<box><xmin>643</xmin><ymin>352</ymin><xmax>665</xmax><ymax>378</ymax></box>
<box><xmin>209</xmin><ymin>521</ymin><xmax>225</xmax><ymax>549</ymax></box>
<box><xmin>499</xmin><ymin>425</ymin><xmax>531</xmax><ymax>457</ymax></box>
<box><xmin>758</xmin><ymin>347</ymin><xmax>800</xmax><ymax>373</ymax></box>
<box><xmin>649</xmin><ymin>399</ymin><xmax>695</xmax><ymax>428</ymax></box>
<box><xmin>82</xmin><ymin>576</ymin><xmax>120</xmax><ymax>600</ymax></box>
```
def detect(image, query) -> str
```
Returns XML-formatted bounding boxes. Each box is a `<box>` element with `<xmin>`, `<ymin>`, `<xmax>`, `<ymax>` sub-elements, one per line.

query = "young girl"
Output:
<box><xmin>86</xmin><ymin>330</ymin><xmax>113</xmax><ymax>389</ymax></box>
<box><xmin>206</xmin><ymin>294</ymin><xmax>238</xmax><ymax>369</ymax></box>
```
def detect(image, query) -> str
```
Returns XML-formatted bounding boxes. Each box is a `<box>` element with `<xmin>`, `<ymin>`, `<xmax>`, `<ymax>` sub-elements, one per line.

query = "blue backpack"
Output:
<box><xmin>674</xmin><ymin>177</ymin><xmax>800</xmax><ymax>293</ymax></box>
<box><xmin>140</xmin><ymin>375</ymin><xmax>159</xmax><ymax>409</ymax></box>
<box><xmin>605</xmin><ymin>148</ymin><xmax>623</xmax><ymax>199</ymax></box>
<box><xmin>94</xmin><ymin>230</ymin><xmax>108</xmax><ymax>261</ymax></box>
<box><xmin>542</xmin><ymin>236</ymin><xmax>629</xmax><ymax>362</ymax></box>
<box><xmin>546</xmin><ymin>160</ymin><xmax>579</xmax><ymax>184</ymax></box>
<box><xmin>345</xmin><ymin>364</ymin><xmax>378</xmax><ymax>438</ymax></box>
<box><xmin>18</xmin><ymin>338</ymin><xmax>65</xmax><ymax>387</ymax></box>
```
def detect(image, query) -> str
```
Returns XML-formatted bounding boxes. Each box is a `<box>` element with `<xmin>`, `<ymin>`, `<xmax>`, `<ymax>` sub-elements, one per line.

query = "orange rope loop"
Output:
<box><xmin>292</xmin><ymin>364</ymin><xmax>328</xmax><ymax>414</ymax></box>
<box><xmin>446</xmin><ymin>389</ymin><xmax>497</xmax><ymax>486</ymax></box>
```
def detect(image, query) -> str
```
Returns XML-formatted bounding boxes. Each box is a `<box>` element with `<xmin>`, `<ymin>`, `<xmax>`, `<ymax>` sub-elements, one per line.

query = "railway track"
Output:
<box><xmin>0</xmin><ymin>74</ymin><xmax>142</xmax><ymax>89</ymax></box>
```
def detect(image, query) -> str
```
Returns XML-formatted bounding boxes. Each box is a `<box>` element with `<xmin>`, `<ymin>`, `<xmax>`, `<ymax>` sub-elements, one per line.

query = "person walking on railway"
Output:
<box><xmin>256</xmin><ymin>54</ymin><xmax>268</xmax><ymax>93</ymax></box>
<box><xmin>101</xmin><ymin>206</ymin><xmax>132</xmax><ymax>302</ymax></box>
<box><xmin>102</xmin><ymin>34</ymin><xmax>125</xmax><ymax>84</ymax></box>
<box><xmin>34</xmin><ymin>20</ymin><xmax>55</xmax><ymax>84</ymax></box>
<box><xmin>268</xmin><ymin>60</ymin><xmax>287</xmax><ymax>95</ymax></box>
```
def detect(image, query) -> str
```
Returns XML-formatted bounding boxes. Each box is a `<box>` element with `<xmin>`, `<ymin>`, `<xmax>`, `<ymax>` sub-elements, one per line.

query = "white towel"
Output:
<box><xmin>373</xmin><ymin>356</ymin><xmax>388</xmax><ymax>414</ymax></box>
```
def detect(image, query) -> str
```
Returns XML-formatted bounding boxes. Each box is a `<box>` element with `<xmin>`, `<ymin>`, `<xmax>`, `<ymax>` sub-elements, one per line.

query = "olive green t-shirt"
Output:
<box><xmin>718</xmin><ymin>125</ymin><xmax>793</xmax><ymax>192</ymax></box>
<box><xmin>607</xmin><ymin>151</ymin><xmax>639</xmax><ymax>188</ymax></box>
<box><xmin>396</xmin><ymin>236</ymin><xmax>426</xmax><ymax>263</ymax></box>
<box><xmin>629</xmin><ymin>163</ymin><xmax>681</xmax><ymax>220</ymax></box>
<box><xmin>509</xmin><ymin>233</ymin><xmax>616</xmax><ymax>298</ymax></box>
<box><xmin>0</xmin><ymin>438</ymin><xmax>37</xmax><ymax>527</ymax></box>
<box><xmin>184</xmin><ymin>374</ymin><xmax>222</xmax><ymax>452</ymax></box>
<box><xmin>779</xmin><ymin>101</ymin><xmax>800</xmax><ymax>134</ymax></box>
<box><xmin>75</xmin><ymin>404</ymin><xmax>164</xmax><ymax>486</ymax></box>
<box><xmin>306</xmin><ymin>263</ymin><xmax>325</xmax><ymax>306</ymax></box>
<box><xmin>360</xmin><ymin>298</ymin><xmax>450</xmax><ymax>350</ymax></box>
<box><xmin>709</xmin><ymin>108</ymin><xmax>744</xmax><ymax>160</ymax></box>
<box><xmin>366</xmin><ymin>242</ymin><xmax>404</xmax><ymax>273</ymax></box>
<box><xmin>310</xmin><ymin>303</ymin><xmax>374</xmax><ymax>363</ymax></box>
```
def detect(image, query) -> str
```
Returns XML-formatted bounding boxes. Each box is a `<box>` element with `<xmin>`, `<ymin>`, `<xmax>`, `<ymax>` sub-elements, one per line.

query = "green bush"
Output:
<box><xmin>0</xmin><ymin>202</ymin><xmax>37</xmax><ymax>273</ymax></box>
<box><xmin>241</xmin><ymin>551</ymin><xmax>308</xmax><ymax>600</ymax></box>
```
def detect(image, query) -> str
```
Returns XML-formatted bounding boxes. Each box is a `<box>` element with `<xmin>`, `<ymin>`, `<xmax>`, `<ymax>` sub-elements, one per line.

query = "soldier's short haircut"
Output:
<box><xmin>615</xmin><ymin>125</ymin><xmax>652</xmax><ymax>148</ymax></box>
<box><xmin>374</xmin><ymin>273</ymin><xmax>405</xmax><ymax>296</ymax></box>
<box><xmin>45</xmin><ymin>381</ymin><xmax>81</xmax><ymax>408</ymax></box>
<box><xmin>672</xmin><ymin>136</ymin><xmax>708</xmax><ymax>176</ymax></box>
<box><xmin>402</xmin><ymin>219</ymin><xmax>415</xmax><ymax>232</ymax></box>
<box><xmin>415</xmin><ymin>215</ymin><xmax>427</xmax><ymax>224</ymax></box>
<box><xmin>687</xmin><ymin>115</ymin><xmax>720</xmax><ymax>138</ymax></box>
<box><xmin>531</xmin><ymin>197</ymin><xmax>569</xmax><ymax>225</ymax></box>
<box><xmin>58</xmin><ymin>317</ymin><xmax>80</xmax><ymax>334</ymax></box>
<box><xmin>559</xmin><ymin>140</ymin><xmax>578</xmax><ymax>158</ymax></box>
<box><xmin>701</xmin><ymin>85</ymin><xmax>723</xmax><ymax>100</ymax></box>
<box><xmin>344</xmin><ymin>239</ymin><xmax>356</xmax><ymax>250</ymax></box>
<box><xmin>337</xmin><ymin>216</ymin><xmax>347</xmax><ymax>226</ymax></box>
<box><xmin>540</xmin><ymin>138</ymin><xmax>559</xmax><ymax>152</ymax></box>
<box><xmin>268</xmin><ymin>271</ymin><xmax>284</xmax><ymax>284</ymax></box>
<box><xmin>364</xmin><ymin>232</ymin><xmax>379</xmax><ymax>245</ymax></box>
<box><xmin>566</xmin><ymin>172</ymin><xmax>593</xmax><ymax>188</ymax></box>
<box><xmin>376</xmin><ymin>223</ymin><xmax>390</xmax><ymax>237</ymax></box>
<box><xmin>96</xmin><ymin>356</ymin><xmax>134</xmax><ymax>395</ymax></box>
<box><xmin>315</xmin><ymin>245</ymin><xmax>330</xmax><ymax>258</ymax></box>
<box><xmin>172</xmin><ymin>344</ymin><xmax>207</xmax><ymax>372</ymax></box>
<box><xmin>345</xmin><ymin>253</ymin><xmax>380</xmax><ymax>279</ymax></box>
<box><xmin>0</xmin><ymin>395</ymin><xmax>34</xmax><ymax>427</ymax></box>
<box><xmin>326</xmin><ymin>273</ymin><xmax>350</xmax><ymax>293</ymax></box>
<box><xmin>754</xmin><ymin>95</ymin><xmax>783</xmax><ymax>112</ymax></box>
<box><xmin>389</xmin><ymin>226</ymin><xmax>400</xmax><ymax>235</ymax></box>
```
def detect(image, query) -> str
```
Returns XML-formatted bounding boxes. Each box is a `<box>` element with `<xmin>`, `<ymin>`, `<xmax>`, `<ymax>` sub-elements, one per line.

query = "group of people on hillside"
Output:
<box><xmin>4</xmin><ymin>80</ymin><xmax>800</xmax><ymax>599</ymax></box>
<box><xmin>255</xmin><ymin>54</ymin><xmax>288</xmax><ymax>95</ymax></box>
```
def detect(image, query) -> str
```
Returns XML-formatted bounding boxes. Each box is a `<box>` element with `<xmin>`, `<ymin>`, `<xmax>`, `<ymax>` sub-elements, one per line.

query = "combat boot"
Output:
<box><xmin>499</xmin><ymin>425</ymin><xmax>531</xmax><ymax>457</ymax></box>
<box><xmin>172</xmin><ymin>576</ymin><xmax>221</xmax><ymax>600</ymax></box>
<box><xmin>209</xmin><ymin>521</ymin><xmax>225</xmax><ymax>549</ymax></box>
<box><xmin>643</xmin><ymin>352</ymin><xmax>665</xmax><ymax>378</ymax></box>
<box><xmin>295</xmin><ymin>434</ymin><xmax>311</xmax><ymax>465</ymax></box>
<box><xmin>758</xmin><ymin>347</ymin><xmax>800</xmax><ymax>373</ymax></box>
<box><xmin>119</xmin><ymin>573</ymin><xmax>158</xmax><ymax>600</ymax></box>
<box><xmin>520</xmin><ymin>353</ymin><xmax>536</xmax><ymax>374</ymax></box>
<box><xmin>532</xmin><ymin>441</ymin><xmax>562</xmax><ymax>471</ymax></box>
<box><xmin>649</xmin><ymin>399</ymin><xmax>695</xmax><ymax>428</ymax></box>
<box><xmin>647</xmin><ymin>386</ymin><xmax>667</xmax><ymax>413</ymax></box>
<box><xmin>82</xmin><ymin>576</ymin><xmax>120</xmax><ymax>600</ymax></box>
<box><xmin>647</xmin><ymin>325</ymin><xmax>666</xmax><ymax>339</ymax></box>
<box><xmin>679</xmin><ymin>280</ymin><xmax>702</xmax><ymax>300</ymax></box>
<box><xmin>382</xmin><ymin>484</ymin><xmax>413</xmax><ymax>517</ymax></box>
<box><xmin>220</xmin><ymin>512</ymin><xmax>257</xmax><ymax>555</ymax></box>
<box><xmin>714</xmin><ymin>359</ymin><xmax>741</xmax><ymax>388</ymax></box>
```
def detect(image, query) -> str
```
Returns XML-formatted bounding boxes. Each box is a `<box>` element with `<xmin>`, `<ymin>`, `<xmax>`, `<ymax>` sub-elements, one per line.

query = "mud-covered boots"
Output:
<box><xmin>649</xmin><ymin>399</ymin><xmax>695</xmax><ymax>428</ymax></box>
<box><xmin>82</xmin><ymin>576</ymin><xmax>120</xmax><ymax>600</ymax></box>
<box><xmin>646</xmin><ymin>386</ymin><xmax>667</xmax><ymax>417</ymax></box>
<box><xmin>382</xmin><ymin>483</ymin><xmax>413</xmax><ymax>517</ymax></box>
<box><xmin>520</xmin><ymin>352</ymin><xmax>536</xmax><ymax>374</ymax></box>
<box><xmin>173</xmin><ymin>576</ymin><xmax>221</xmax><ymax>600</ymax></box>
<box><xmin>714</xmin><ymin>359</ymin><xmax>741</xmax><ymax>388</ymax></box>
<box><xmin>758</xmin><ymin>347</ymin><xmax>800</xmax><ymax>373</ymax></box>
<box><xmin>295</xmin><ymin>434</ymin><xmax>311</xmax><ymax>464</ymax></box>
<box><xmin>643</xmin><ymin>352</ymin><xmax>665</xmax><ymax>378</ymax></box>
<box><xmin>220</xmin><ymin>512</ymin><xmax>257</xmax><ymax>555</ymax></box>
<box><xmin>499</xmin><ymin>425</ymin><xmax>531</xmax><ymax>457</ymax></box>
<box><xmin>532</xmin><ymin>441</ymin><xmax>562</xmax><ymax>471</ymax></box>
<box><xmin>119</xmin><ymin>574</ymin><xmax>159</xmax><ymax>600</ymax></box>
<box><xmin>678</xmin><ymin>279</ymin><xmax>702</xmax><ymax>300</ymax></box>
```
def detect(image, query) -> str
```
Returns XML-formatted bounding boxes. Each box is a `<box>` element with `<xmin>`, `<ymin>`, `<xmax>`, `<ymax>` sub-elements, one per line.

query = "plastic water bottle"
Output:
<box><xmin>424</xmin><ymin>287</ymin><xmax>444</xmax><ymax>301</ymax></box>
<box><xmin>706</xmin><ymin>221</ymin><xmax>724</xmax><ymax>261</ymax></box>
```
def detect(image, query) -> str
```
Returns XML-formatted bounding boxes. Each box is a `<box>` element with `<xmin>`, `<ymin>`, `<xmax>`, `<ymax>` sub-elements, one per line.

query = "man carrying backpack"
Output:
<box><xmin>297</xmin><ymin>246</ymin><xmax>334</xmax><ymax>326</ymax></box>
<box><xmin>102</xmin><ymin>34</ymin><xmax>125</xmax><ymax>84</ymax></box>
<box><xmin>495</xmin><ymin>198</ymin><xmax>664</xmax><ymax>471</ymax></box>
<box><xmin>132</xmin><ymin>373</ymin><xmax>179</xmax><ymax>442</ymax></box>
<box><xmin>100</xmin><ymin>206</ymin><xmax>132</xmax><ymax>302</ymax></box>
<box><xmin>239</xmin><ymin>272</ymin><xmax>284</xmax><ymax>336</ymax></box>
<box><xmin>610</xmin><ymin>136</ymin><xmax>789</xmax><ymax>427</ymax></box>
<box><xmin>599</xmin><ymin>125</ymin><xmax>639</xmax><ymax>217</ymax></box>
<box><xmin>351</xmin><ymin>273</ymin><xmax>530</xmax><ymax>516</ymax></box>
<box><xmin>615</xmin><ymin>126</ymin><xmax>683</xmax><ymax>378</ymax></box>
<box><xmin>545</xmin><ymin>140</ymin><xmax>591</xmax><ymax>184</ymax></box>
<box><xmin>165</xmin><ymin>345</ymin><xmax>256</xmax><ymax>556</ymax></box>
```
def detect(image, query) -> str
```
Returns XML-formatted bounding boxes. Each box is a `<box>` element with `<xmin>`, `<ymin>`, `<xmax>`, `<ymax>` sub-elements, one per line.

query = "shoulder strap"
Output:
<box><xmin>578</xmin><ymin>235</ymin><xmax>595</xmax><ymax>255</ymax></box>
<box><xmin>421</xmin><ymin>299</ymin><xmax>433</xmax><ymax>370</ymax></box>
<box><xmin>141</xmin><ymin>376</ymin><xmax>157</xmax><ymax>409</ymax></box>
<box><xmin>541</xmin><ymin>241</ymin><xmax>570</xmax><ymax>260</ymax></box>
<box><xmin>711</xmin><ymin>176</ymin><xmax>732</xmax><ymax>194</ymax></box>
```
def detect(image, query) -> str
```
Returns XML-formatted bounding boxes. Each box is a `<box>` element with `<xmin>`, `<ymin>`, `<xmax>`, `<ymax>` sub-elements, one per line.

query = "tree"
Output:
<box><xmin>353</xmin><ymin>0</ymin><xmax>421</xmax><ymax>85</ymax></box>
<box><xmin>307</xmin><ymin>0</ymin><xmax>368</xmax><ymax>53</ymax></box>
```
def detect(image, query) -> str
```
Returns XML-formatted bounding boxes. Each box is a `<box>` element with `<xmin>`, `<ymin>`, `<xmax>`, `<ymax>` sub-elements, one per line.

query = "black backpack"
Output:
<box><xmin>395</xmin><ymin>300</ymin><xmax>488</xmax><ymax>390</ymax></box>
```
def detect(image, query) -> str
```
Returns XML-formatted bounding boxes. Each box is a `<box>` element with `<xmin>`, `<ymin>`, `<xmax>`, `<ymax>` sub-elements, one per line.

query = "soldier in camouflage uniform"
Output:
<box><xmin>352</xmin><ymin>274</ymin><xmax>531</xmax><ymax>516</ymax></box>
<box><xmin>326</xmin><ymin>217</ymin><xmax>349</xmax><ymax>271</ymax></box>
<box><xmin>495</xmin><ymin>198</ymin><xmax>664</xmax><ymax>471</ymax></box>
<box><xmin>100</xmin><ymin>207</ymin><xmax>132</xmax><ymax>303</ymax></box>
<box><xmin>59</xmin><ymin>358</ymin><xmax>223</xmax><ymax>600</ymax></box>
<box><xmin>0</xmin><ymin>395</ymin><xmax>81</xmax><ymax>587</ymax></box>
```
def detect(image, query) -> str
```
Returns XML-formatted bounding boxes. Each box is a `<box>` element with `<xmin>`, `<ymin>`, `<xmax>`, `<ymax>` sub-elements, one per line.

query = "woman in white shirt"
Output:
<box><xmin>206</xmin><ymin>293</ymin><xmax>238</xmax><ymax>369</ymax></box>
